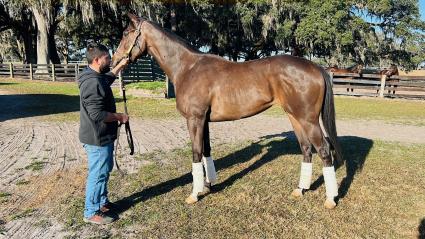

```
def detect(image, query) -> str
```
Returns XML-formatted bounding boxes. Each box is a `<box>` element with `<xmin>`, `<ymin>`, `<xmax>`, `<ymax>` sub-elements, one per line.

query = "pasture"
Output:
<box><xmin>0</xmin><ymin>78</ymin><xmax>425</xmax><ymax>238</ymax></box>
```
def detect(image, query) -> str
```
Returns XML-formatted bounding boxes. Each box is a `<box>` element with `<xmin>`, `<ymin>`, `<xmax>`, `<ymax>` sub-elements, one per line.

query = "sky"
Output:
<box><xmin>421</xmin><ymin>0</ymin><xmax>425</xmax><ymax>21</ymax></box>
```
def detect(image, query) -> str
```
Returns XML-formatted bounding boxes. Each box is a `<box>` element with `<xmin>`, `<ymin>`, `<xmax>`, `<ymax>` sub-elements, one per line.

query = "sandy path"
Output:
<box><xmin>0</xmin><ymin>113</ymin><xmax>424</xmax><ymax>238</ymax></box>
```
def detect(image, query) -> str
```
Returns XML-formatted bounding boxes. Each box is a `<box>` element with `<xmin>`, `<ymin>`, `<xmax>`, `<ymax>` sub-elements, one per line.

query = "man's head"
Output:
<box><xmin>87</xmin><ymin>43</ymin><xmax>111</xmax><ymax>74</ymax></box>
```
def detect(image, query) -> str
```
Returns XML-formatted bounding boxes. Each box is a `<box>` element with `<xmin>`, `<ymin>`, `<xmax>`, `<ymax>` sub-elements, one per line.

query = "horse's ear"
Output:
<box><xmin>127</xmin><ymin>13</ymin><xmax>140</xmax><ymax>27</ymax></box>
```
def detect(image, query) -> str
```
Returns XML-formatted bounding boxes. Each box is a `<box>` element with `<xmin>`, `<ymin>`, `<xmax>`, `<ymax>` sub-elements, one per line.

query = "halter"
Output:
<box><xmin>123</xmin><ymin>21</ymin><xmax>143</xmax><ymax>59</ymax></box>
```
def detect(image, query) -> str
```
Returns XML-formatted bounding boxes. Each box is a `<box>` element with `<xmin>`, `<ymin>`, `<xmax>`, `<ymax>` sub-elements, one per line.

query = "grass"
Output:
<box><xmin>0</xmin><ymin>192</ymin><xmax>11</xmax><ymax>203</ymax></box>
<box><xmin>10</xmin><ymin>208</ymin><xmax>36</xmax><ymax>220</ymax></box>
<box><xmin>0</xmin><ymin>192</ymin><xmax>11</xmax><ymax>198</ymax></box>
<box><xmin>127</xmin><ymin>81</ymin><xmax>165</xmax><ymax>91</ymax></box>
<box><xmin>1</xmin><ymin>78</ymin><xmax>425</xmax><ymax>125</ymax></box>
<box><xmin>15</xmin><ymin>180</ymin><xmax>30</xmax><ymax>185</ymax></box>
<box><xmin>265</xmin><ymin>96</ymin><xmax>425</xmax><ymax>126</ymax></box>
<box><xmin>51</xmin><ymin>137</ymin><xmax>425</xmax><ymax>238</ymax></box>
<box><xmin>24</xmin><ymin>161</ymin><xmax>48</xmax><ymax>171</ymax></box>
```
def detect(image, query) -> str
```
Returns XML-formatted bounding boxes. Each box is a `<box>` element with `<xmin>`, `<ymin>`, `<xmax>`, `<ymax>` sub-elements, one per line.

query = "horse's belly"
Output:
<box><xmin>209</xmin><ymin>101</ymin><xmax>273</xmax><ymax>122</ymax></box>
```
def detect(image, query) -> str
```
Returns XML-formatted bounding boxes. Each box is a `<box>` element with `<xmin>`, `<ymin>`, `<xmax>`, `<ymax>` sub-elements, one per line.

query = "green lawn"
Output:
<box><xmin>1</xmin><ymin>78</ymin><xmax>425</xmax><ymax>125</ymax></box>
<box><xmin>48</xmin><ymin>138</ymin><xmax>425</xmax><ymax>238</ymax></box>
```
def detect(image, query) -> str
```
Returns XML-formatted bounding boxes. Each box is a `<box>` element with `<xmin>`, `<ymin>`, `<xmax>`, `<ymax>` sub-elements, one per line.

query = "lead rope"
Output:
<box><xmin>114</xmin><ymin>72</ymin><xmax>126</xmax><ymax>176</ymax></box>
<box><xmin>114</xmin><ymin>123</ymin><xmax>125</xmax><ymax>176</ymax></box>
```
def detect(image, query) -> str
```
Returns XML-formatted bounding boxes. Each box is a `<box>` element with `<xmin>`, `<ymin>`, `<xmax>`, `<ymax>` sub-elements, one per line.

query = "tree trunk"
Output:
<box><xmin>32</xmin><ymin>6</ymin><xmax>50</xmax><ymax>67</ymax></box>
<box><xmin>21</xmin><ymin>31</ymin><xmax>37</xmax><ymax>64</ymax></box>
<box><xmin>170</xmin><ymin>4</ymin><xmax>177</xmax><ymax>32</ymax></box>
<box><xmin>48</xmin><ymin>31</ymin><xmax>61</xmax><ymax>64</ymax></box>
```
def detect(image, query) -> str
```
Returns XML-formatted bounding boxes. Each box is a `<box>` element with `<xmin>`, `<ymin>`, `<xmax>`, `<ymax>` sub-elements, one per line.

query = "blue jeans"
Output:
<box><xmin>83</xmin><ymin>143</ymin><xmax>114</xmax><ymax>218</ymax></box>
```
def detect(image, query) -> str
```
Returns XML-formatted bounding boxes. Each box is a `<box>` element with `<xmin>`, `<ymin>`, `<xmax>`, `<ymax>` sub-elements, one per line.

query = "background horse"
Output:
<box><xmin>380</xmin><ymin>64</ymin><xmax>399</xmax><ymax>94</ymax></box>
<box><xmin>112</xmin><ymin>14</ymin><xmax>343</xmax><ymax>209</ymax></box>
<box><xmin>326</xmin><ymin>64</ymin><xmax>363</xmax><ymax>92</ymax></box>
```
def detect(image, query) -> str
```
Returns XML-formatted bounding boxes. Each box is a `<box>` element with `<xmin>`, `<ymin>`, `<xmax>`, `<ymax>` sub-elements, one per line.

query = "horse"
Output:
<box><xmin>112</xmin><ymin>14</ymin><xmax>343</xmax><ymax>209</ymax></box>
<box><xmin>326</xmin><ymin>64</ymin><xmax>363</xmax><ymax>75</ymax></box>
<box><xmin>326</xmin><ymin>64</ymin><xmax>363</xmax><ymax>92</ymax></box>
<box><xmin>379</xmin><ymin>64</ymin><xmax>399</xmax><ymax>94</ymax></box>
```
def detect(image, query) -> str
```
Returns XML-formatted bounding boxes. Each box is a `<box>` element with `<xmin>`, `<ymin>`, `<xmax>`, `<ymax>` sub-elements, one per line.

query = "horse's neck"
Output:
<box><xmin>144</xmin><ymin>23</ymin><xmax>199</xmax><ymax>85</ymax></box>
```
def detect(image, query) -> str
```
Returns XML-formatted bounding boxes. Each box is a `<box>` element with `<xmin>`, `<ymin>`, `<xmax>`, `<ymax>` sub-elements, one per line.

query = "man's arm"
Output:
<box><xmin>82</xmin><ymin>80</ymin><xmax>129</xmax><ymax>123</ymax></box>
<box><xmin>105</xmin><ymin>58</ymin><xmax>131</xmax><ymax>85</ymax></box>
<box><xmin>81</xmin><ymin>79</ymin><xmax>108</xmax><ymax>122</ymax></box>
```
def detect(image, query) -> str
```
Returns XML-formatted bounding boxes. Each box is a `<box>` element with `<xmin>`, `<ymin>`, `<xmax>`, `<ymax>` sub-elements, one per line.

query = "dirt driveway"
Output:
<box><xmin>1</xmin><ymin>93</ymin><xmax>425</xmax><ymax>238</ymax></box>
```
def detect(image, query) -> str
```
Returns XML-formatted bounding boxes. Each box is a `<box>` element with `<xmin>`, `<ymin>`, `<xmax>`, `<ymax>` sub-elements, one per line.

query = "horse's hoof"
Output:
<box><xmin>290</xmin><ymin>188</ymin><xmax>304</xmax><ymax>198</ymax></box>
<box><xmin>324</xmin><ymin>198</ymin><xmax>337</xmax><ymax>209</ymax></box>
<box><xmin>185</xmin><ymin>195</ymin><xmax>198</xmax><ymax>204</ymax></box>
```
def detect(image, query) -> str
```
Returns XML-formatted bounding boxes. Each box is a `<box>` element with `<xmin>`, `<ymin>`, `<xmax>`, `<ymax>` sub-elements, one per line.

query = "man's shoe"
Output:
<box><xmin>83</xmin><ymin>211</ymin><xmax>116</xmax><ymax>225</ymax></box>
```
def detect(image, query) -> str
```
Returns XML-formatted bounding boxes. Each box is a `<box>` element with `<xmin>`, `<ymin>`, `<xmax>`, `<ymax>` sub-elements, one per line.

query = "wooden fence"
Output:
<box><xmin>120</xmin><ymin>58</ymin><xmax>165</xmax><ymax>82</ymax></box>
<box><xmin>0</xmin><ymin>56</ymin><xmax>165</xmax><ymax>82</ymax></box>
<box><xmin>0</xmin><ymin>63</ymin><xmax>87</xmax><ymax>81</ymax></box>
<box><xmin>331</xmin><ymin>73</ymin><xmax>425</xmax><ymax>99</ymax></box>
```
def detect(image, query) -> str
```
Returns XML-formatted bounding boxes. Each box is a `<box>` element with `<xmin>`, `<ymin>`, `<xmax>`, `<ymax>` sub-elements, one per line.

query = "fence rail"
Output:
<box><xmin>331</xmin><ymin>72</ymin><xmax>425</xmax><ymax>99</ymax></box>
<box><xmin>0</xmin><ymin>57</ymin><xmax>165</xmax><ymax>82</ymax></box>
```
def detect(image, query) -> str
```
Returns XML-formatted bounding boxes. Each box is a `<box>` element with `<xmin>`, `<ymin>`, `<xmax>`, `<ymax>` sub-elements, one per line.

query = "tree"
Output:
<box><xmin>0</xmin><ymin>0</ymin><xmax>37</xmax><ymax>63</ymax></box>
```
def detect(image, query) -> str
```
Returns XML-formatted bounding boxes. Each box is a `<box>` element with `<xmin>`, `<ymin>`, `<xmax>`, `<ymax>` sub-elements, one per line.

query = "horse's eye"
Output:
<box><xmin>123</xmin><ymin>32</ymin><xmax>128</xmax><ymax>36</ymax></box>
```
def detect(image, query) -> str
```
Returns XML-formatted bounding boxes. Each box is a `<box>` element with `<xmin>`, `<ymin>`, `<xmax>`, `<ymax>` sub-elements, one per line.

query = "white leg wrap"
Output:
<box><xmin>298</xmin><ymin>162</ymin><xmax>313</xmax><ymax>189</ymax></box>
<box><xmin>323</xmin><ymin>166</ymin><xmax>338</xmax><ymax>199</ymax></box>
<box><xmin>202</xmin><ymin>156</ymin><xmax>217</xmax><ymax>185</ymax></box>
<box><xmin>191</xmin><ymin>162</ymin><xmax>205</xmax><ymax>198</ymax></box>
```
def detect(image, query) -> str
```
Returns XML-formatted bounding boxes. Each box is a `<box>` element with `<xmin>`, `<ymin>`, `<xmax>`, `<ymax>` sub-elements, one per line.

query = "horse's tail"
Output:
<box><xmin>319</xmin><ymin>67</ymin><xmax>343</xmax><ymax>165</ymax></box>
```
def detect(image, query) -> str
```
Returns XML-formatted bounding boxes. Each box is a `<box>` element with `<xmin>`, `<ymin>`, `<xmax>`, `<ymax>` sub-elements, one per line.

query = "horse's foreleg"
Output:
<box><xmin>185</xmin><ymin>117</ymin><xmax>206</xmax><ymax>204</ymax></box>
<box><xmin>202</xmin><ymin>122</ymin><xmax>217</xmax><ymax>194</ymax></box>
<box><xmin>304</xmin><ymin>121</ymin><xmax>338</xmax><ymax>209</ymax></box>
<box><xmin>288</xmin><ymin>115</ymin><xmax>313</xmax><ymax>198</ymax></box>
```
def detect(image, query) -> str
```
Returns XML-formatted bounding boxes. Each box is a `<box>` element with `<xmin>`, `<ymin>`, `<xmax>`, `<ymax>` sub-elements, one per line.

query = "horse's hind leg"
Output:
<box><xmin>185</xmin><ymin>116</ymin><xmax>207</xmax><ymax>204</ymax></box>
<box><xmin>202</xmin><ymin>122</ymin><xmax>217</xmax><ymax>194</ymax></box>
<box><xmin>288</xmin><ymin>115</ymin><xmax>314</xmax><ymax>198</ymax></box>
<box><xmin>302</xmin><ymin>120</ymin><xmax>338</xmax><ymax>209</ymax></box>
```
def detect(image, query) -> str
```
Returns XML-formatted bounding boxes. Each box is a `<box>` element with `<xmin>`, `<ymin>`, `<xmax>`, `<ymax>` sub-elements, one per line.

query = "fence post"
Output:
<box><xmin>51</xmin><ymin>64</ymin><xmax>56</xmax><ymax>81</ymax></box>
<box><xmin>165</xmin><ymin>76</ymin><xmax>175</xmax><ymax>98</ymax></box>
<box><xmin>29</xmin><ymin>64</ymin><xmax>33</xmax><ymax>80</ymax></box>
<box><xmin>9</xmin><ymin>63</ymin><xmax>13</xmax><ymax>78</ymax></box>
<box><xmin>75</xmin><ymin>64</ymin><xmax>78</xmax><ymax>81</ymax></box>
<box><xmin>379</xmin><ymin>74</ymin><xmax>387</xmax><ymax>98</ymax></box>
<box><xmin>151</xmin><ymin>58</ymin><xmax>155</xmax><ymax>80</ymax></box>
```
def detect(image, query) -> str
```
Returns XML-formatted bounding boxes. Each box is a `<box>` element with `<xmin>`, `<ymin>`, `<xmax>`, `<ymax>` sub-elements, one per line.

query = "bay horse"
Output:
<box><xmin>326</xmin><ymin>64</ymin><xmax>363</xmax><ymax>92</ymax></box>
<box><xmin>326</xmin><ymin>64</ymin><xmax>363</xmax><ymax>75</ymax></box>
<box><xmin>380</xmin><ymin>64</ymin><xmax>399</xmax><ymax>94</ymax></box>
<box><xmin>112</xmin><ymin>14</ymin><xmax>343</xmax><ymax>209</ymax></box>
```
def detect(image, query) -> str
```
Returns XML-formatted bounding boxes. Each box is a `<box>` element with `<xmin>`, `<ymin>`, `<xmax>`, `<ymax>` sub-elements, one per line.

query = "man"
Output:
<box><xmin>78</xmin><ymin>43</ymin><xmax>130</xmax><ymax>224</ymax></box>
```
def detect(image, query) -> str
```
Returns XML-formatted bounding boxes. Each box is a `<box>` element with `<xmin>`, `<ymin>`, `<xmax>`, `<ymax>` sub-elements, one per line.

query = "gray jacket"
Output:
<box><xmin>78</xmin><ymin>67</ymin><xmax>117</xmax><ymax>146</ymax></box>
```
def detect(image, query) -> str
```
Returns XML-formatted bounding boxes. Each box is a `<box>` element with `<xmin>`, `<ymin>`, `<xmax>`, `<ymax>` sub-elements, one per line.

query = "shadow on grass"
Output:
<box><xmin>0</xmin><ymin>94</ymin><xmax>79</xmax><ymax>122</ymax></box>
<box><xmin>419</xmin><ymin>218</ymin><xmax>425</xmax><ymax>239</ymax></box>
<box><xmin>113</xmin><ymin>133</ymin><xmax>373</xmax><ymax>214</ymax></box>
<box><xmin>310</xmin><ymin>136</ymin><xmax>373</xmax><ymax>202</ymax></box>
<box><xmin>0</xmin><ymin>82</ymin><xmax>18</xmax><ymax>86</ymax></box>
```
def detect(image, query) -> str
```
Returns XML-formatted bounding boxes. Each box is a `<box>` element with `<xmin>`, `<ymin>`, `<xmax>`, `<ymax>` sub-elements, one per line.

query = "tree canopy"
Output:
<box><xmin>0</xmin><ymin>0</ymin><xmax>424</xmax><ymax>69</ymax></box>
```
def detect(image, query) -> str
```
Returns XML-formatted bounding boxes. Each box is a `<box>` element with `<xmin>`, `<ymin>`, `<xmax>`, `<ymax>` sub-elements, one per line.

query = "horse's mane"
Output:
<box><xmin>144</xmin><ymin>19</ymin><xmax>202</xmax><ymax>54</ymax></box>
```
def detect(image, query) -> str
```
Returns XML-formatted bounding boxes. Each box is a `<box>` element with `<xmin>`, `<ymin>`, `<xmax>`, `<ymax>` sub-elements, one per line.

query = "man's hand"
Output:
<box><xmin>116</xmin><ymin>113</ymin><xmax>129</xmax><ymax>123</ymax></box>
<box><xmin>104</xmin><ymin>112</ymin><xmax>129</xmax><ymax>123</ymax></box>
<box><xmin>110</xmin><ymin>58</ymin><xmax>130</xmax><ymax>76</ymax></box>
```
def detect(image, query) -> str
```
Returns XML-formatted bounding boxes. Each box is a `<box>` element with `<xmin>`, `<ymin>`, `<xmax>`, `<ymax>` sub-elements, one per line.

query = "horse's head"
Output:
<box><xmin>380</xmin><ymin>64</ymin><xmax>399</xmax><ymax>76</ymax></box>
<box><xmin>111</xmin><ymin>13</ymin><xmax>147</xmax><ymax>67</ymax></box>
<box><xmin>354</xmin><ymin>64</ymin><xmax>363</xmax><ymax>74</ymax></box>
<box><xmin>389</xmin><ymin>64</ymin><xmax>399</xmax><ymax>75</ymax></box>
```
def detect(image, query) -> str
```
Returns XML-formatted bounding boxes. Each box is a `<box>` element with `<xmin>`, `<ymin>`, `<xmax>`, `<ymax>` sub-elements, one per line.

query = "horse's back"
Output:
<box><xmin>188</xmin><ymin>55</ymin><xmax>324</xmax><ymax>120</ymax></box>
